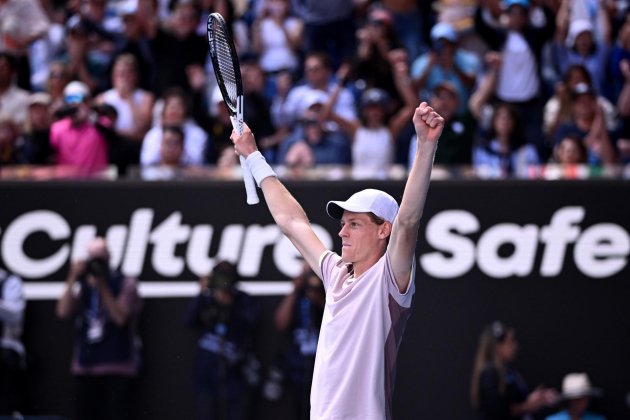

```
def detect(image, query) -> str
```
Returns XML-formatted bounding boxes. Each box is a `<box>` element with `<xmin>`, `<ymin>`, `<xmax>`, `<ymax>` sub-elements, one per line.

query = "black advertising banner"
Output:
<box><xmin>0</xmin><ymin>180</ymin><xmax>629</xmax><ymax>419</ymax></box>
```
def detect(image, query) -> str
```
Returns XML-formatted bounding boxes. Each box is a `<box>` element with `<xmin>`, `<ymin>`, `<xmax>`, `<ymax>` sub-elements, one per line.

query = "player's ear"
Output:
<box><xmin>378</xmin><ymin>221</ymin><xmax>392</xmax><ymax>239</ymax></box>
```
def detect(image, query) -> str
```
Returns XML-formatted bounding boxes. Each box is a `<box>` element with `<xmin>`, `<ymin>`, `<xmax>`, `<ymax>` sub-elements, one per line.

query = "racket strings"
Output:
<box><xmin>211</xmin><ymin>24</ymin><xmax>239</xmax><ymax>107</ymax></box>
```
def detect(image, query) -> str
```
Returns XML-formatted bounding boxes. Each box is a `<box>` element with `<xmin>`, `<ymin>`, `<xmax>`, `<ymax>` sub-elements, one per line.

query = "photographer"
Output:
<box><xmin>56</xmin><ymin>237</ymin><xmax>142</xmax><ymax>420</ymax></box>
<box><xmin>185</xmin><ymin>261</ymin><xmax>261</xmax><ymax>420</ymax></box>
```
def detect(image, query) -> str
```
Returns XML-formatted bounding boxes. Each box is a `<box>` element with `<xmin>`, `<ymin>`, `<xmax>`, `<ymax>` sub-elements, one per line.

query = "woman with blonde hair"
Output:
<box><xmin>470</xmin><ymin>321</ymin><xmax>559</xmax><ymax>420</ymax></box>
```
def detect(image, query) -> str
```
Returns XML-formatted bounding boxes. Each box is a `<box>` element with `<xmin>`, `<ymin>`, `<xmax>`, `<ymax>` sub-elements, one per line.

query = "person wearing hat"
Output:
<box><xmin>185</xmin><ymin>260</ymin><xmax>261</xmax><ymax>420</ymax></box>
<box><xmin>544</xmin><ymin>373</ymin><xmax>606</xmax><ymax>420</ymax></box>
<box><xmin>548</xmin><ymin>0</ymin><xmax>611</xmax><ymax>96</ymax></box>
<box><xmin>49</xmin><ymin>80</ymin><xmax>110</xmax><ymax>176</ymax></box>
<box><xmin>17</xmin><ymin>92</ymin><xmax>54</xmax><ymax>164</ymax></box>
<box><xmin>229</xmin><ymin>101</ymin><xmax>443</xmax><ymax>419</ymax></box>
<box><xmin>411</xmin><ymin>21</ymin><xmax>481</xmax><ymax>114</ymax></box>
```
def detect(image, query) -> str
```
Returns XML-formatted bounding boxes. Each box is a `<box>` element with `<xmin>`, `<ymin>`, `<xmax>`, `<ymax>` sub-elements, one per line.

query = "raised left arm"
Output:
<box><xmin>387</xmin><ymin>103</ymin><xmax>443</xmax><ymax>292</ymax></box>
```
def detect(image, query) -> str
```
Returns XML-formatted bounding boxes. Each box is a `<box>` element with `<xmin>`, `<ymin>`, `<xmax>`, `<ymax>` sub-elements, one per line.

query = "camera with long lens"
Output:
<box><xmin>84</xmin><ymin>257</ymin><xmax>109</xmax><ymax>278</ymax></box>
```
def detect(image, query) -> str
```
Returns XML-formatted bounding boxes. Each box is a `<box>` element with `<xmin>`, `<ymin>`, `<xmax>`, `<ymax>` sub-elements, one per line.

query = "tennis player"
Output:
<box><xmin>230</xmin><ymin>102</ymin><xmax>443</xmax><ymax>419</ymax></box>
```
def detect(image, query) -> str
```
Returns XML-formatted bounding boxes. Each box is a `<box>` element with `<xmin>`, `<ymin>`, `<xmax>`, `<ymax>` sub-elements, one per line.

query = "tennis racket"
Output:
<box><xmin>207</xmin><ymin>12</ymin><xmax>259</xmax><ymax>205</ymax></box>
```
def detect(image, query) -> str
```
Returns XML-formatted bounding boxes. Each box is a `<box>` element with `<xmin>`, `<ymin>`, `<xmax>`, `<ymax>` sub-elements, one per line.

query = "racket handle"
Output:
<box><xmin>240</xmin><ymin>155</ymin><xmax>260</xmax><ymax>205</ymax></box>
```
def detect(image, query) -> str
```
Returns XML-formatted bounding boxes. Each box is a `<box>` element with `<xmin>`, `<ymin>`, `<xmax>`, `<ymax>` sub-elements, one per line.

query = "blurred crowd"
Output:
<box><xmin>0</xmin><ymin>0</ymin><xmax>630</xmax><ymax>181</ymax></box>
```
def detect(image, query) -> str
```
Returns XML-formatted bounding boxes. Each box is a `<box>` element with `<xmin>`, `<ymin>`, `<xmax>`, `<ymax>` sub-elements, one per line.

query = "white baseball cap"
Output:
<box><xmin>326</xmin><ymin>189</ymin><xmax>399</xmax><ymax>223</ymax></box>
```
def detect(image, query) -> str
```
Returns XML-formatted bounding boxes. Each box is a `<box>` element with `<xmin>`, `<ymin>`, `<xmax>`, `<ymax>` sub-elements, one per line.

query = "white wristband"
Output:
<box><xmin>245</xmin><ymin>151</ymin><xmax>277</xmax><ymax>187</ymax></box>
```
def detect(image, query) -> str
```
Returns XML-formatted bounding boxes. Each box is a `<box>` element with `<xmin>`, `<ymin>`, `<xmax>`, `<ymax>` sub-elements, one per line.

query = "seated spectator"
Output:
<box><xmin>277</xmin><ymin>90</ymin><xmax>351</xmax><ymax>169</ymax></box>
<box><xmin>609</xmin><ymin>8</ymin><xmax>630</xmax><ymax>102</ymax></box>
<box><xmin>50</xmin><ymin>81</ymin><xmax>110</xmax><ymax>177</ymax></box>
<box><xmin>551</xmin><ymin>134</ymin><xmax>588</xmax><ymax>165</ymax></box>
<box><xmin>141</xmin><ymin>87</ymin><xmax>208</xmax><ymax>166</ymax></box>
<box><xmin>46</xmin><ymin>60</ymin><xmax>72</xmax><ymax>119</ymax></box>
<box><xmin>553</xmin><ymin>83</ymin><xmax>617</xmax><ymax>165</ymax></box>
<box><xmin>544</xmin><ymin>373</ymin><xmax>607</xmax><ymax>420</ymax></box>
<box><xmin>0</xmin><ymin>113</ymin><xmax>20</xmax><ymax>166</ymax></box>
<box><xmin>543</xmin><ymin>64</ymin><xmax>617</xmax><ymax>140</ymax></box>
<box><xmin>411</xmin><ymin>21</ymin><xmax>481</xmax><ymax>114</ymax></box>
<box><xmin>140</xmin><ymin>124</ymin><xmax>189</xmax><ymax>180</ymax></box>
<box><xmin>410</xmin><ymin>81</ymin><xmax>477</xmax><ymax>167</ymax></box>
<box><xmin>16</xmin><ymin>92</ymin><xmax>54</xmax><ymax>164</ymax></box>
<box><xmin>0</xmin><ymin>266</ymin><xmax>27</xmax><ymax>416</ymax></box>
<box><xmin>472</xmin><ymin>102</ymin><xmax>540</xmax><ymax>178</ymax></box>
<box><xmin>614</xmin><ymin>57</ymin><xmax>630</xmax><ymax>164</ymax></box>
<box><xmin>0</xmin><ymin>52</ymin><xmax>30</xmax><ymax>127</ymax></box>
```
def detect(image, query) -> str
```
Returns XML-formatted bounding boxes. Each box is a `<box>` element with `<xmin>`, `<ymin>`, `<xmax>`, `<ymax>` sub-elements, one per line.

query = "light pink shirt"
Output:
<box><xmin>312</xmin><ymin>251</ymin><xmax>415</xmax><ymax>420</ymax></box>
<box><xmin>50</xmin><ymin>117</ymin><xmax>108</xmax><ymax>176</ymax></box>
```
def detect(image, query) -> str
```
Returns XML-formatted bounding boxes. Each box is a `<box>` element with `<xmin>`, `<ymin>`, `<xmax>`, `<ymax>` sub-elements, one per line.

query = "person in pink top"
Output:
<box><xmin>50</xmin><ymin>81</ymin><xmax>109</xmax><ymax>177</ymax></box>
<box><xmin>230</xmin><ymin>101</ymin><xmax>443</xmax><ymax>419</ymax></box>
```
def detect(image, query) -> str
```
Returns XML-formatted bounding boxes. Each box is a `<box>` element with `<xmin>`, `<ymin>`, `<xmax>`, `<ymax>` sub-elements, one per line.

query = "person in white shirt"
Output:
<box><xmin>229</xmin><ymin>101</ymin><xmax>443</xmax><ymax>419</ymax></box>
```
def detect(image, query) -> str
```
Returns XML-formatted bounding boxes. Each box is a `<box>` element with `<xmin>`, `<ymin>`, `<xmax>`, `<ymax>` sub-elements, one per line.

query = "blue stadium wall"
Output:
<box><xmin>0</xmin><ymin>179</ymin><xmax>629</xmax><ymax>419</ymax></box>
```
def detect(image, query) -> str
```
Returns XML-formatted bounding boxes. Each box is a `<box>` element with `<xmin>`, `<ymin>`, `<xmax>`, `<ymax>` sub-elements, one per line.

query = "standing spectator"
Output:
<box><xmin>0</xmin><ymin>52</ymin><xmax>29</xmax><ymax>127</ymax></box>
<box><xmin>0</xmin><ymin>266</ymin><xmax>26</xmax><ymax>417</ymax></box>
<box><xmin>273</xmin><ymin>265</ymin><xmax>325</xmax><ymax>420</ymax></box>
<box><xmin>281</xmin><ymin>51</ymin><xmax>358</xmax><ymax>130</ymax></box>
<box><xmin>410</xmin><ymin>81</ymin><xmax>477</xmax><ymax>166</ymax></box>
<box><xmin>0</xmin><ymin>0</ymin><xmax>50</xmax><ymax>90</ymax></box>
<box><xmin>290</xmin><ymin>0</ymin><xmax>356</xmax><ymax>69</ymax></box>
<box><xmin>95</xmin><ymin>54</ymin><xmax>154</xmax><ymax>151</ymax></box>
<box><xmin>55</xmin><ymin>237</ymin><xmax>143</xmax><ymax>420</ymax></box>
<box><xmin>411</xmin><ymin>21</ymin><xmax>481</xmax><ymax>114</ymax></box>
<box><xmin>472</xmin><ymin>102</ymin><xmax>540</xmax><ymax>178</ymax></box>
<box><xmin>474</xmin><ymin>0</ymin><xmax>555</xmax><ymax>153</ymax></box>
<box><xmin>16</xmin><ymin>92</ymin><xmax>54</xmax><ymax>165</ymax></box>
<box><xmin>470</xmin><ymin>321</ymin><xmax>559</xmax><ymax>420</ymax></box>
<box><xmin>141</xmin><ymin>87</ymin><xmax>208</xmax><ymax>167</ymax></box>
<box><xmin>250</xmin><ymin>0</ymin><xmax>304</xmax><ymax>78</ymax></box>
<box><xmin>185</xmin><ymin>261</ymin><xmax>261</xmax><ymax>420</ymax></box>
<box><xmin>548</xmin><ymin>0</ymin><xmax>611</xmax><ymax>96</ymax></box>
<box><xmin>380</xmin><ymin>0</ymin><xmax>430</xmax><ymax>61</ymax></box>
<box><xmin>50</xmin><ymin>81</ymin><xmax>110</xmax><ymax>177</ymax></box>
<box><xmin>149</xmin><ymin>0</ymin><xmax>207</xmax><ymax>96</ymax></box>
<box><xmin>545</xmin><ymin>373</ymin><xmax>607</xmax><ymax>420</ymax></box>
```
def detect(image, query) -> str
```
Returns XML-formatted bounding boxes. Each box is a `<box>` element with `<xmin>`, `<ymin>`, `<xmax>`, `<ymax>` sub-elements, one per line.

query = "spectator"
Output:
<box><xmin>0</xmin><ymin>52</ymin><xmax>30</xmax><ymax>127</ymax></box>
<box><xmin>291</xmin><ymin>0</ymin><xmax>356</xmax><ymax>69</ymax></box>
<box><xmin>46</xmin><ymin>60</ymin><xmax>72</xmax><ymax>119</ymax></box>
<box><xmin>185</xmin><ymin>261</ymin><xmax>261</xmax><ymax>420</ymax></box>
<box><xmin>141</xmin><ymin>87</ymin><xmax>208</xmax><ymax>167</ymax></box>
<box><xmin>410</xmin><ymin>80</ymin><xmax>477</xmax><ymax>167</ymax></box>
<box><xmin>543</xmin><ymin>64</ymin><xmax>617</xmax><ymax>140</ymax></box>
<box><xmin>0</xmin><ymin>0</ymin><xmax>50</xmax><ymax>90</ymax></box>
<box><xmin>281</xmin><ymin>51</ymin><xmax>358</xmax><ymax>130</ymax></box>
<box><xmin>411</xmin><ymin>21</ymin><xmax>481</xmax><ymax>114</ymax></box>
<box><xmin>474</xmin><ymin>0</ymin><xmax>555</xmax><ymax>153</ymax></box>
<box><xmin>0</xmin><ymin>266</ymin><xmax>26</xmax><ymax>417</ymax></box>
<box><xmin>610</xmin><ymin>8</ymin><xmax>630</xmax><ymax>102</ymax></box>
<box><xmin>16</xmin><ymin>92</ymin><xmax>54</xmax><ymax>164</ymax></box>
<box><xmin>55</xmin><ymin>237</ymin><xmax>143</xmax><ymax>420</ymax></box>
<box><xmin>548</xmin><ymin>0</ymin><xmax>611</xmax><ymax>96</ymax></box>
<box><xmin>0</xmin><ymin>113</ymin><xmax>20</xmax><ymax>166</ymax></box>
<box><xmin>473</xmin><ymin>102</ymin><xmax>541</xmax><ymax>178</ymax></box>
<box><xmin>95</xmin><ymin>53</ymin><xmax>154</xmax><ymax>151</ymax></box>
<box><xmin>353</xmin><ymin>6</ymin><xmax>404</xmax><ymax>107</ymax></box>
<box><xmin>149</xmin><ymin>0</ymin><xmax>207</xmax><ymax>96</ymax></box>
<box><xmin>470</xmin><ymin>320</ymin><xmax>559</xmax><ymax>420</ymax></box>
<box><xmin>551</xmin><ymin>133</ymin><xmax>588</xmax><ymax>164</ymax></box>
<box><xmin>553</xmin><ymin>82</ymin><xmax>618</xmax><ymax>165</ymax></box>
<box><xmin>545</xmin><ymin>373</ymin><xmax>607</xmax><ymax>420</ymax></box>
<box><xmin>380</xmin><ymin>0</ymin><xmax>430</xmax><ymax>61</ymax></box>
<box><xmin>50</xmin><ymin>80</ymin><xmax>110</xmax><ymax>177</ymax></box>
<box><xmin>325</xmin><ymin>54</ymin><xmax>416</xmax><ymax>179</ymax></box>
<box><xmin>614</xmin><ymin>57</ymin><xmax>630</xmax><ymax>163</ymax></box>
<box><xmin>272</xmin><ymin>264</ymin><xmax>325</xmax><ymax>420</ymax></box>
<box><xmin>250</xmin><ymin>0</ymin><xmax>304</xmax><ymax>77</ymax></box>
<box><xmin>277</xmin><ymin>90</ymin><xmax>351</xmax><ymax>169</ymax></box>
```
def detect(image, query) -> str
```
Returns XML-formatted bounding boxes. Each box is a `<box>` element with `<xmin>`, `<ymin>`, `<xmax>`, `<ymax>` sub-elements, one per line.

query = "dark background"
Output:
<box><xmin>1</xmin><ymin>180</ymin><xmax>629</xmax><ymax>419</ymax></box>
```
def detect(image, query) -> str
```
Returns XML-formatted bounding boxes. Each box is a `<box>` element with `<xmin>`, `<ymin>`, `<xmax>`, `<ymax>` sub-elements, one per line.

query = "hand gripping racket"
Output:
<box><xmin>207</xmin><ymin>12</ymin><xmax>259</xmax><ymax>205</ymax></box>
